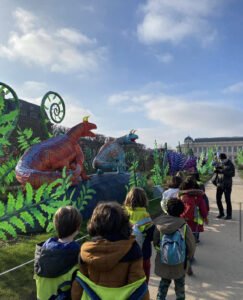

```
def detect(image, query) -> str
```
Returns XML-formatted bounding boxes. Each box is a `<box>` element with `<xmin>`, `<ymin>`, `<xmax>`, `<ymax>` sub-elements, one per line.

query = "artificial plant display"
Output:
<box><xmin>41</xmin><ymin>91</ymin><xmax>66</xmax><ymax>139</ymax></box>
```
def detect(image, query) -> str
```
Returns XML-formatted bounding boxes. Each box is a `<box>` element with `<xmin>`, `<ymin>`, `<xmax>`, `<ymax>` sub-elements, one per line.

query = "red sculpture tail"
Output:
<box><xmin>15</xmin><ymin>164</ymin><xmax>82</xmax><ymax>189</ymax></box>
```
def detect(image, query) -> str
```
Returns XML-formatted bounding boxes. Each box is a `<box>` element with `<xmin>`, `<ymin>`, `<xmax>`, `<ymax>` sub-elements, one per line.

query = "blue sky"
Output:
<box><xmin>1</xmin><ymin>0</ymin><xmax>243</xmax><ymax>148</ymax></box>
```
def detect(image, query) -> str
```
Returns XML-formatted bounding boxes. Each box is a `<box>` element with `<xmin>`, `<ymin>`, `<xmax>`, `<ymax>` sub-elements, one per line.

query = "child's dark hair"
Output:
<box><xmin>175</xmin><ymin>171</ymin><xmax>184</xmax><ymax>181</ymax></box>
<box><xmin>168</xmin><ymin>175</ymin><xmax>182</xmax><ymax>189</ymax></box>
<box><xmin>189</xmin><ymin>171</ymin><xmax>200</xmax><ymax>182</ymax></box>
<box><xmin>87</xmin><ymin>202</ymin><xmax>131</xmax><ymax>238</ymax></box>
<box><xmin>54</xmin><ymin>206</ymin><xmax>82</xmax><ymax>238</ymax></box>
<box><xmin>167</xmin><ymin>198</ymin><xmax>185</xmax><ymax>217</ymax></box>
<box><xmin>179</xmin><ymin>176</ymin><xmax>198</xmax><ymax>190</ymax></box>
<box><xmin>124</xmin><ymin>187</ymin><xmax>148</xmax><ymax>209</ymax></box>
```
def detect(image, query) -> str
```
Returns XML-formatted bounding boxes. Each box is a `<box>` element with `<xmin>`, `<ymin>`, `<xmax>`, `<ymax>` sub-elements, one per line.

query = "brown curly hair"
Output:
<box><xmin>87</xmin><ymin>202</ymin><xmax>131</xmax><ymax>238</ymax></box>
<box><xmin>124</xmin><ymin>187</ymin><xmax>148</xmax><ymax>210</ymax></box>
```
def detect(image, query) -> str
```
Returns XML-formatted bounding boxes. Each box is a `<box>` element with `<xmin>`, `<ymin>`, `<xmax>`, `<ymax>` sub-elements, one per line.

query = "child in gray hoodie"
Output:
<box><xmin>154</xmin><ymin>198</ymin><xmax>195</xmax><ymax>300</ymax></box>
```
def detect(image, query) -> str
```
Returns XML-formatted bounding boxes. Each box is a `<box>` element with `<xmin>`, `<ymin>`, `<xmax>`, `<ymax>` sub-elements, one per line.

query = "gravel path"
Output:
<box><xmin>149</xmin><ymin>171</ymin><xmax>243</xmax><ymax>299</ymax></box>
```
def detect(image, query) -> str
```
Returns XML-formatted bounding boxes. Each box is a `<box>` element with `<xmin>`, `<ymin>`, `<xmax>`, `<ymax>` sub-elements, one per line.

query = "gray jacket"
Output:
<box><xmin>153</xmin><ymin>215</ymin><xmax>196</xmax><ymax>279</ymax></box>
<box><xmin>34</xmin><ymin>242</ymin><xmax>80</xmax><ymax>278</ymax></box>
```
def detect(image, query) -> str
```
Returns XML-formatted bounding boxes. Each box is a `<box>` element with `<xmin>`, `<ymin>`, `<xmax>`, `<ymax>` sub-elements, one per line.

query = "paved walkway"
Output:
<box><xmin>149</xmin><ymin>171</ymin><xmax>243</xmax><ymax>299</ymax></box>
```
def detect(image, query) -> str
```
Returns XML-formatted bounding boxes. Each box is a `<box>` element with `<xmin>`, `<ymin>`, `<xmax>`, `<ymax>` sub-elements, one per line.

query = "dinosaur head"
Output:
<box><xmin>66</xmin><ymin>116</ymin><xmax>97</xmax><ymax>139</ymax></box>
<box><xmin>83</xmin><ymin>116</ymin><xmax>97</xmax><ymax>137</ymax></box>
<box><xmin>125</xmin><ymin>129</ymin><xmax>138</xmax><ymax>144</ymax></box>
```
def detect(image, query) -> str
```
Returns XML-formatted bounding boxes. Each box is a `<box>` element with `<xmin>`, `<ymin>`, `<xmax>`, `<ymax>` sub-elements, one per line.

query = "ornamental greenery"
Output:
<box><xmin>0</xmin><ymin>168</ymin><xmax>73</xmax><ymax>241</ymax></box>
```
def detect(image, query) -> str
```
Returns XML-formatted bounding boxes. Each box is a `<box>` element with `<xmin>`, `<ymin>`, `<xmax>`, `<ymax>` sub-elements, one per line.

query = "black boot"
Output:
<box><xmin>216</xmin><ymin>214</ymin><xmax>225</xmax><ymax>219</ymax></box>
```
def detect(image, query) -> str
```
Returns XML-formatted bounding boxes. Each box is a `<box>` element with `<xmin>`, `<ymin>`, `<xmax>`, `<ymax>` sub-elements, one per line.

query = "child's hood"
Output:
<box><xmin>81</xmin><ymin>236</ymin><xmax>141</xmax><ymax>272</ymax></box>
<box><xmin>155</xmin><ymin>215</ymin><xmax>186</xmax><ymax>235</ymax></box>
<box><xmin>34</xmin><ymin>242</ymin><xmax>80</xmax><ymax>277</ymax></box>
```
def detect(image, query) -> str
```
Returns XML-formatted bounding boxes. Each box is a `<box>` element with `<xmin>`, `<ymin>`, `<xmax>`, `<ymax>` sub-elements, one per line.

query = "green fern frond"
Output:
<box><xmin>9</xmin><ymin>216</ymin><xmax>26</xmax><ymax>233</ymax></box>
<box><xmin>40</xmin><ymin>204</ymin><xmax>56</xmax><ymax>218</ymax></box>
<box><xmin>31</xmin><ymin>137</ymin><xmax>41</xmax><ymax>145</ymax></box>
<box><xmin>0</xmin><ymin>230</ymin><xmax>7</xmax><ymax>241</ymax></box>
<box><xmin>46</xmin><ymin>222</ymin><xmax>55</xmax><ymax>232</ymax></box>
<box><xmin>23</xmin><ymin>128</ymin><xmax>33</xmax><ymax>139</ymax></box>
<box><xmin>34</xmin><ymin>183</ymin><xmax>47</xmax><ymax>204</ymax></box>
<box><xmin>0</xmin><ymin>221</ymin><xmax>17</xmax><ymax>238</ymax></box>
<box><xmin>25</xmin><ymin>183</ymin><xmax>33</xmax><ymax>205</ymax></box>
<box><xmin>0</xmin><ymin>109</ymin><xmax>19</xmax><ymax>125</ymax></box>
<box><xmin>0</xmin><ymin>124</ymin><xmax>15</xmax><ymax>136</ymax></box>
<box><xmin>16</xmin><ymin>190</ymin><xmax>24</xmax><ymax>210</ymax></box>
<box><xmin>20</xmin><ymin>211</ymin><xmax>35</xmax><ymax>228</ymax></box>
<box><xmin>30</xmin><ymin>208</ymin><xmax>46</xmax><ymax>228</ymax></box>
<box><xmin>0</xmin><ymin>201</ymin><xmax>5</xmax><ymax>217</ymax></box>
<box><xmin>6</xmin><ymin>193</ymin><xmax>15</xmax><ymax>214</ymax></box>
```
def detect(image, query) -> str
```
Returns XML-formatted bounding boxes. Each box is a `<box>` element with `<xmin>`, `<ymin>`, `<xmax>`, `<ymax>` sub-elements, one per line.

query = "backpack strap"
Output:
<box><xmin>75</xmin><ymin>276</ymin><xmax>101</xmax><ymax>300</ymax></box>
<box><xmin>127</xmin><ymin>281</ymin><xmax>148</xmax><ymax>300</ymax></box>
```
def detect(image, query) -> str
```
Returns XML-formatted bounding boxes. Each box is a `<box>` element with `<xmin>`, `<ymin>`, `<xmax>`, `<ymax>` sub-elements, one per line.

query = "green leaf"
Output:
<box><xmin>6</xmin><ymin>192</ymin><xmax>15</xmax><ymax>214</ymax></box>
<box><xmin>9</xmin><ymin>216</ymin><xmax>26</xmax><ymax>233</ymax></box>
<box><xmin>0</xmin><ymin>230</ymin><xmax>7</xmax><ymax>241</ymax></box>
<box><xmin>87</xmin><ymin>189</ymin><xmax>96</xmax><ymax>194</ymax></box>
<box><xmin>25</xmin><ymin>183</ymin><xmax>34</xmax><ymax>205</ymax></box>
<box><xmin>46</xmin><ymin>222</ymin><xmax>55</xmax><ymax>233</ymax></box>
<box><xmin>40</xmin><ymin>204</ymin><xmax>56</xmax><ymax>218</ymax></box>
<box><xmin>62</xmin><ymin>166</ymin><xmax>67</xmax><ymax>179</ymax></box>
<box><xmin>84</xmin><ymin>195</ymin><xmax>93</xmax><ymax>200</ymax></box>
<box><xmin>34</xmin><ymin>183</ymin><xmax>47</xmax><ymax>203</ymax></box>
<box><xmin>30</xmin><ymin>208</ymin><xmax>46</xmax><ymax>228</ymax></box>
<box><xmin>20</xmin><ymin>211</ymin><xmax>34</xmax><ymax>228</ymax></box>
<box><xmin>0</xmin><ymin>201</ymin><xmax>5</xmax><ymax>217</ymax></box>
<box><xmin>0</xmin><ymin>221</ymin><xmax>17</xmax><ymax>238</ymax></box>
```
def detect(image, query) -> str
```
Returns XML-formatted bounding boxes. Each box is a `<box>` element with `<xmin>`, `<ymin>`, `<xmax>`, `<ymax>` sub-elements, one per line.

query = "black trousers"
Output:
<box><xmin>216</xmin><ymin>186</ymin><xmax>232</xmax><ymax>217</ymax></box>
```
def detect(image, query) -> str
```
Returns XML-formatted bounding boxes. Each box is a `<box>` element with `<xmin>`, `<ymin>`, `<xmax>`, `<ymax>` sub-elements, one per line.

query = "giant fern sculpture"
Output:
<box><xmin>0</xmin><ymin>168</ymin><xmax>74</xmax><ymax>241</ymax></box>
<box><xmin>41</xmin><ymin>91</ymin><xmax>66</xmax><ymax>139</ymax></box>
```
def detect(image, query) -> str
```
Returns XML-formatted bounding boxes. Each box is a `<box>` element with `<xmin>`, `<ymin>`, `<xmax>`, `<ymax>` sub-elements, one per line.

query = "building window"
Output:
<box><xmin>228</xmin><ymin>146</ymin><xmax>232</xmax><ymax>152</ymax></box>
<box><xmin>203</xmin><ymin>147</ymin><xmax>207</xmax><ymax>152</ymax></box>
<box><xmin>239</xmin><ymin>146</ymin><xmax>242</xmax><ymax>150</ymax></box>
<box><xmin>233</xmin><ymin>146</ymin><xmax>237</xmax><ymax>152</ymax></box>
<box><xmin>218</xmin><ymin>146</ymin><xmax>222</xmax><ymax>151</ymax></box>
<box><xmin>199</xmin><ymin>147</ymin><xmax>202</xmax><ymax>152</ymax></box>
<box><xmin>193</xmin><ymin>147</ymin><xmax>197</xmax><ymax>153</ymax></box>
<box><xmin>223</xmin><ymin>146</ymin><xmax>227</xmax><ymax>152</ymax></box>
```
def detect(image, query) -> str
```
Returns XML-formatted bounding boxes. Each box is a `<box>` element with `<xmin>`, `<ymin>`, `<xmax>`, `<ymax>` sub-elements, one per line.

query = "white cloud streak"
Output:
<box><xmin>137</xmin><ymin>0</ymin><xmax>222</xmax><ymax>46</ymax></box>
<box><xmin>108</xmin><ymin>89</ymin><xmax>243</xmax><ymax>147</ymax></box>
<box><xmin>0</xmin><ymin>8</ymin><xmax>106</xmax><ymax>74</ymax></box>
<box><xmin>223</xmin><ymin>81</ymin><xmax>243</xmax><ymax>94</ymax></box>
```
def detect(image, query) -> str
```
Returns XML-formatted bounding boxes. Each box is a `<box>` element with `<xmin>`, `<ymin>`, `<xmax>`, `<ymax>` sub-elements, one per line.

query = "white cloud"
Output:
<box><xmin>0</xmin><ymin>8</ymin><xmax>106</xmax><ymax>74</ymax></box>
<box><xmin>108</xmin><ymin>88</ymin><xmax>243</xmax><ymax>147</ymax></box>
<box><xmin>137</xmin><ymin>0</ymin><xmax>222</xmax><ymax>45</ymax></box>
<box><xmin>155</xmin><ymin>53</ymin><xmax>174</xmax><ymax>63</ymax></box>
<box><xmin>223</xmin><ymin>81</ymin><xmax>243</xmax><ymax>94</ymax></box>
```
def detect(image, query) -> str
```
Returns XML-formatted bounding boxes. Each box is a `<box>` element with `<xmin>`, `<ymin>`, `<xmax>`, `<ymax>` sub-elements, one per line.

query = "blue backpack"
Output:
<box><xmin>160</xmin><ymin>224</ymin><xmax>187</xmax><ymax>265</ymax></box>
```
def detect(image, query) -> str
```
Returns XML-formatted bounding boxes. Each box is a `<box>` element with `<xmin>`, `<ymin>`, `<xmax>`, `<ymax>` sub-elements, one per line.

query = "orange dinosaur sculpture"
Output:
<box><xmin>15</xmin><ymin>116</ymin><xmax>97</xmax><ymax>189</ymax></box>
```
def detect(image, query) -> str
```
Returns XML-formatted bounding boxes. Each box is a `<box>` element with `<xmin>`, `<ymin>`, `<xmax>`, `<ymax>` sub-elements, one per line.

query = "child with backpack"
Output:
<box><xmin>161</xmin><ymin>175</ymin><xmax>182</xmax><ymax>214</ymax></box>
<box><xmin>71</xmin><ymin>201</ymin><xmax>149</xmax><ymax>300</ymax></box>
<box><xmin>179</xmin><ymin>176</ymin><xmax>208</xmax><ymax>245</ymax></box>
<box><xmin>153</xmin><ymin>198</ymin><xmax>195</xmax><ymax>300</ymax></box>
<box><xmin>34</xmin><ymin>206</ymin><xmax>82</xmax><ymax>300</ymax></box>
<box><xmin>124</xmin><ymin>187</ymin><xmax>155</xmax><ymax>284</ymax></box>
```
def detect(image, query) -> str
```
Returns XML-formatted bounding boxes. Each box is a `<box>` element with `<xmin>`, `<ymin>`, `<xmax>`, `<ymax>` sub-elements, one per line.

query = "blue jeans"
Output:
<box><xmin>157</xmin><ymin>276</ymin><xmax>185</xmax><ymax>300</ymax></box>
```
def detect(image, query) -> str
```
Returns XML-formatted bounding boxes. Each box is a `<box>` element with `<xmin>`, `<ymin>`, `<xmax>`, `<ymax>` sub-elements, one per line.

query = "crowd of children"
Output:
<box><xmin>35</xmin><ymin>171</ymin><xmax>209</xmax><ymax>300</ymax></box>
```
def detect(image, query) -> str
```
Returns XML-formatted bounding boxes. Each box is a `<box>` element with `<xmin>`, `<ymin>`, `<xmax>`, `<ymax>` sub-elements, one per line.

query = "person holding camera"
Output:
<box><xmin>213</xmin><ymin>153</ymin><xmax>235</xmax><ymax>220</ymax></box>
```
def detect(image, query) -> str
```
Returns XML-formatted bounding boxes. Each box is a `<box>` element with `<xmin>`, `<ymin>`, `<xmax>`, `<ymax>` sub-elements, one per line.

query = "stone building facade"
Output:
<box><xmin>6</xmin><ymin>99</ymin><xmax>51</xmax><ymax>149</ymax></box>
<box><xmin>180</xmin><ymin>136</ymin><xmax>243</xmax><ymax>160</ymax></box>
